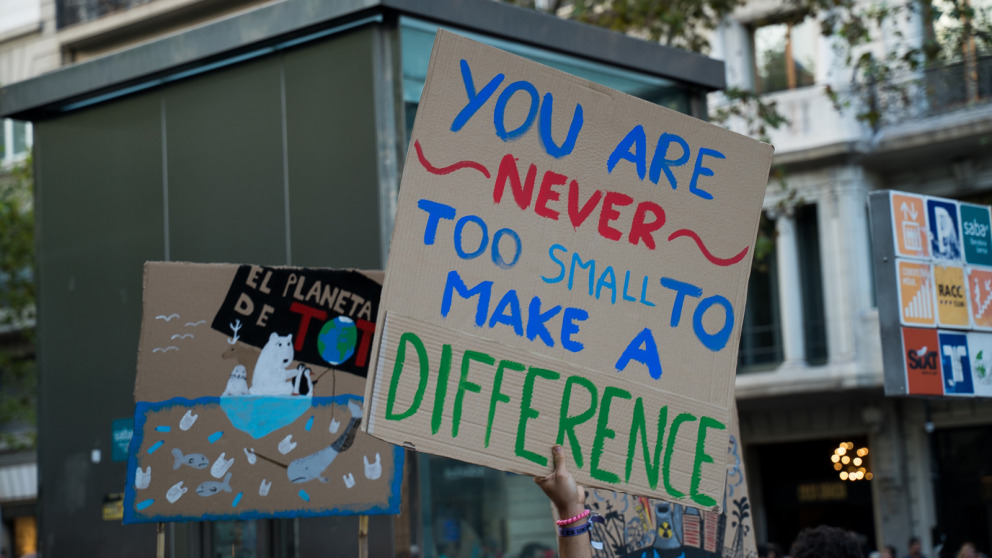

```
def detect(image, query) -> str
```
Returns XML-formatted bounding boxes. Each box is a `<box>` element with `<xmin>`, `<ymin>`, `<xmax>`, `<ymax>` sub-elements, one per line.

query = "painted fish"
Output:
<box><xmin>287</xmin><ymin>400</ymin><xmax>362</xmax><ymax>483</ymax></box>
<box><xmin>172</xmin><ymin>448</ymin><xmax>209</xmax><ymax>470</ymax></box>
<box><xmin>196</xmin><ymin>472</ymin><xmax>233</xmax><ymax>497</ymax></box>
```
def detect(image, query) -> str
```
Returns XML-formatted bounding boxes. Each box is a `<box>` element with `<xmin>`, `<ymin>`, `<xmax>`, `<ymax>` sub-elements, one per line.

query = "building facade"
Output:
<box><xmin>712</xmin><ymin>1</ymin><xmax>992</xmax><ymax>553</ymax></box>
<box><xmin>0</xmin><ymin>1</ymin><xmax>725</xmax><ymax>556</ymax></box>
<box><xmin>11</xmin><ymin>0</ymin><xmax>990</xmax><ymax>555</ymax></box>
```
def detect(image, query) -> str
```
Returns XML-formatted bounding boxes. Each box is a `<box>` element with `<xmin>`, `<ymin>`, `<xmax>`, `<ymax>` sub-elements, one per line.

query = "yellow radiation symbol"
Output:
<box><xmin>658</xmin><ymin>522</ymin><xmax>673</xmax><ymax>539</ymax></box>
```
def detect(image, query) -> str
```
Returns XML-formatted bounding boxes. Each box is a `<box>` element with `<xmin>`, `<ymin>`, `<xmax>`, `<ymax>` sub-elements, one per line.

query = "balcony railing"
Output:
<box><xmin>56</xmin><ymin>0</ymin><xmax>156</xmax><ymax>28</ymax></box>
<box><xmin>869</xmin><ymin>55</ymin><xmax>992</xmax><ymax>126</ymax></box>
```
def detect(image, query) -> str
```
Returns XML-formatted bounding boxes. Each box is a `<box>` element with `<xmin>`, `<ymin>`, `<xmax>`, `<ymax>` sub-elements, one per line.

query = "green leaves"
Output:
<box><xmin>0</xmin><ymin>157</ymin><xmax>34</xmax><ymax>328</ymax></box>
<box><xmin>0</xmin><ymin>155</ymin><xmax>36</xmax><ymax>451</ymax></box>
<box><xmin>508</xmin><ymin>0</ymin><xmax>992</xmax><ymax>131</ymax></box>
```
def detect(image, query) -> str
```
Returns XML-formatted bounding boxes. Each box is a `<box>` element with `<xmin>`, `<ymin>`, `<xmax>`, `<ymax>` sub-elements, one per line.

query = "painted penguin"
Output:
<box><xmin>292</xmin><ymin>367</ymin><xmax>313</xmax><ymax>397</ymax></box>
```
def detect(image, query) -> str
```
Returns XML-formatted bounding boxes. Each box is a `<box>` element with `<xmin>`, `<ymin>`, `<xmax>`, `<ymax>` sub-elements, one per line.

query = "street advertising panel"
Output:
<box><xmin>870</xmin><ymin>191</ymin><xmax>992</xmax><ymax>398</ymax></box>
<box><xmin>363</xmin><ymin>31</ymin><xmax>774</xmax><ymax>512</ymax></box>
<box><xmin>123</xmin><ymin>262</ymin><xmax>403</xmax><ymax>523</ymax></box>
<box><xmin>587</xmin><ymin>403</ymin><xmax>756</xmax><ymax>557</ymax></box>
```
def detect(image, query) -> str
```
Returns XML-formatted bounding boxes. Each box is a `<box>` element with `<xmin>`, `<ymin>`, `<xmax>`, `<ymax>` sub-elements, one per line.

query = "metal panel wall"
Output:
<box><xmin>34</xmin><ymin>90</ymin><xmax>165</xmax><ymax>558</ymax></box>
<box><xmin>283</xmin><ymin>30</ymin><xmax>385</xmax><ymax>269</ymax></box>
<box><xmin>164</xmin><ymin>55</ymin><xmax>288</xmax><ymax>264</ymax></box>
<box><xmin>33</xmin><ymin>26</ymin><xmax>385</xmax><ymax>558</ymax></box>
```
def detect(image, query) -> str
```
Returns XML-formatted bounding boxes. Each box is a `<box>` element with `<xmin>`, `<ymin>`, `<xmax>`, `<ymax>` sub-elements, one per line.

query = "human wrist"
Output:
<box><xmin>556</xmin><ymin>504</ymin><xmax>587</xmax><ymax>525</ymax></box>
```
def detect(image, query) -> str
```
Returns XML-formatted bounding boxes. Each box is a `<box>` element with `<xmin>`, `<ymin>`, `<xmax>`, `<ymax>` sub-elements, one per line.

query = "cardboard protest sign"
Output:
<box><xmin>124</xmin><ymin>262</ymin><xmax>403</xmax><ymax>523</ymax></box>
<box><xmin>586</xmin><ymin>404</ymin><xmax>755</xmax><ymax>558</ymax></box>
<box><xmin>363</xmin><ymin>31</ymin><xmax>773</xmax><ymax>511</ymax></box>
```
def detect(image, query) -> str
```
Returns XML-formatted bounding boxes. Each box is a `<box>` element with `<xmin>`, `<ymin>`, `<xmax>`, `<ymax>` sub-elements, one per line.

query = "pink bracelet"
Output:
<box><xmin>555</xmin><ymin>509</ymin><xmax>590</xmax><ymax>526</ymax></box>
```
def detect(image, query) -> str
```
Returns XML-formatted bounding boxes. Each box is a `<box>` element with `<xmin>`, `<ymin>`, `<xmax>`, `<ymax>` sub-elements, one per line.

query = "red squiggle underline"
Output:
<box><xmin>668</xmin><ymin>229</ymin><xmax>749</xmax><ymax>267</ymax></box>
<box><xmin>414</xmin><ymin>140</ymin><xmax>491</xmax><ymax>179</ymax></box>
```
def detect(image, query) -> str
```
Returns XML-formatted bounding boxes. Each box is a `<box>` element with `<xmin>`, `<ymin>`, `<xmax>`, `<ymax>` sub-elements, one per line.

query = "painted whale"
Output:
<box><xmin>287</xmin><ymin>400</ymin><xmax>363</xmax><ymax>483</ymax></box>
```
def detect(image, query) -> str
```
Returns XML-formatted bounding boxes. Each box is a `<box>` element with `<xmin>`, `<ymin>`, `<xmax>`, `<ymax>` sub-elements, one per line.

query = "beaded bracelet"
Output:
<box><xmin>555</xmin><ymin>509</ymin><xmax>590</xmax><ymax>527</ymax></box>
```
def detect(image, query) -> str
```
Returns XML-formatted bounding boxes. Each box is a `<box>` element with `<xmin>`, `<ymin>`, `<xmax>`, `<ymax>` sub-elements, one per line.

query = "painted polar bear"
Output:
<box><xmin>248</xmin><ymin>332</ymin><xmax>299</xmax><ymax>395</ymax></box>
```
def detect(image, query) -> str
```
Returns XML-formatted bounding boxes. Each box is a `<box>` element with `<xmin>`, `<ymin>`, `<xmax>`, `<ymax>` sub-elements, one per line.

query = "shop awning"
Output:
<box><xmin>0</xmin><ymin>463</ymin><xmax>37</xmax><ymax>503</ymax></box>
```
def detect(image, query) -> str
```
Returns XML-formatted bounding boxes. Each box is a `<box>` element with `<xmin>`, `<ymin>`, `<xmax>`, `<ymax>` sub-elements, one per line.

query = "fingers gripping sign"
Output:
<box><xmin>535</xmin><ymin>445</ymin><xmax>593</xmax><ymax>558</ymax></box>
<box><xmin>535</xmin><ymin>445</ymin><xmax>584</xmax><ymax>514</ymax></box>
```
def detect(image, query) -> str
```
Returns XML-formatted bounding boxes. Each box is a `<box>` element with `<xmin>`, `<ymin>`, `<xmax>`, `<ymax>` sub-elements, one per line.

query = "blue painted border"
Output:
<box><xmin>123</xmin><ymin>395</ymin><xmax>404</xmax><ymax>524</ymax></box>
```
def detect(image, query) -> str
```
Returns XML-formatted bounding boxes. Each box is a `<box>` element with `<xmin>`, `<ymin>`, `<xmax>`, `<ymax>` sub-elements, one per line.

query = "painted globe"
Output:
<box><xmin>317</xmin><ymin>316</ymin><xmax>358</xmax><ymax>365</ymax></box>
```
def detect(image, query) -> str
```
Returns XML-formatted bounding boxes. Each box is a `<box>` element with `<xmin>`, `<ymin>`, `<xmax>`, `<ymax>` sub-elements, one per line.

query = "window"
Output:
<box><xmin>400</xmin><ymin>18</ymin><xmax>696</xmax><ymax>141</ymax></box>
<box><xmin>202</xmin><ymin>519</ymin><xmax>297</xmax><ymax>557</ymax></box>
<box><xmin>419</xmin><ymin>454</ymin><xmax>556</xmax><ymax>558</ymax></box>
<box><xmin>738</xmin><ymin>214</ymin><xmax>783</xmax><ymax>371</ymax></box>
<box><xmin>0</xmin><ymin>119</ymin><xmax>32</xmax><ymax>167</ymax></box>
<box><xmin>752</xmin><ymin>15</ymin><xmax>818</xmax><ymax>93</ymax></box>
<box><xmin>56</xmin><ymin>0</ymin><xmax>156</xmax><ymax>29</ymax></box>
<box><xmin>927</xmin><ymin>0</ymin><xmax>992</xmax><ymax>107</ymax></box>
<box><xmin>796</xmin><ymin>204</ymin><xmax>828</xmax><ymax>365</ymax></box>
<box><xmin>212</xmin><ymin>521</ymin><xmax>257</xmax><ymax>557</ymax></box>
<box><xmin>929</xmin><ymin>0</ymin><xmax>992</xmax><ymax>60</ymax></box>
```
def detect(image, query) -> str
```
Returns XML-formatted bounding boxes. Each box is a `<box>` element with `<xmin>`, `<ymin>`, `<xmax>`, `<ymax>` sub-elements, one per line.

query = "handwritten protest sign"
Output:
<box><xmin>124</xmin><ymin>262</ymin><xmax>403</xmax><ymax>523</ymax></box>
<box><xmin>586</xmin><ymin>403</ymin><xmax>755</xmax><ymax>557</ymax></box>
<box><xmin>363</xmin><ymin>32</ymin><xmax>773</xmax><ymax>511</ymax></box>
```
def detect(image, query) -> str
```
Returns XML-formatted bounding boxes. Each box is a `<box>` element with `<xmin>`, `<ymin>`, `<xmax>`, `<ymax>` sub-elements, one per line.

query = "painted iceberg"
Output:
<box><xmin>220</xmin><ymin>396</ymin><xmax>311</xmax><ymax>438</ymax></box>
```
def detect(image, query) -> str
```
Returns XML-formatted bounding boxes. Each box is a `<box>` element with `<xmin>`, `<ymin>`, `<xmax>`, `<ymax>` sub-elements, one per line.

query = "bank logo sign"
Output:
<box><xmin>960</xmin><ymin>203</ymin><xmax>992</xmax><ymax>266</ymax></box>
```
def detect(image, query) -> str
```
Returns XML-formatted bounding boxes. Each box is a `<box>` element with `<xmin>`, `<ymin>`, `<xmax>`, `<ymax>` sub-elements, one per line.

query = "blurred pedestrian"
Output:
<box><xmin>907</xmin><ymin>537</ymin><xmax>927</xmax><ymax>558</ymax></box>
<box><xmin>882</xmin><ymin>544</ymin><xmax>898</xmax><ymax>558</ymax></box>
<box><xmin>759</xmin><ymin>543</ymin><xmax>784</xmax><ymax>558</ymax></box>
<box><xmin>790</xmin><ymin>525</ymin><xmax>863</xmax><ymax>558</ymax></box>
<box><xmin>956</xmin><ymin>542</ymin><xmax>977</xmax><ymax>558</ymax></box>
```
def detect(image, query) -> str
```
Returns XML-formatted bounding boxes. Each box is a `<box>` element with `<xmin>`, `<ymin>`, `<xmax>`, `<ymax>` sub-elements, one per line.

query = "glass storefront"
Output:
<box><xmin>754</xmin><ymin>437</ymin><xmax>875</xmax><ymax>551</ymax></box>
<box><xmin>12</xmin><ymin>516</ymin><xmax>36</xmax><ymax>558</ymax></box>
<box><xmin>400</xmin><ymin>17</ymin><xmax>696</xmax><ymax>140</ymax></box>
<box><xmin>212</xmin><ymin>521</ymin><xmax>259</xmax><ymax>558</ymax></box>
<box><xmin>419</xmin><ymin>454</ymin><xmax>556</xmax><ymax>558</ymax></box>
<box><xmin>934</xmin><ymin>425</ymin><xmax>992</xmax><ymax>557</ymax></box>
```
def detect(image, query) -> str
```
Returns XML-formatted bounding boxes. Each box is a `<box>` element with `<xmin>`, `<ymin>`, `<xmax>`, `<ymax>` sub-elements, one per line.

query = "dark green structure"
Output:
<box><xmin>0</xmin><ymin>1</ymin><xmax>723</xmax><ymax>556</ymax></box>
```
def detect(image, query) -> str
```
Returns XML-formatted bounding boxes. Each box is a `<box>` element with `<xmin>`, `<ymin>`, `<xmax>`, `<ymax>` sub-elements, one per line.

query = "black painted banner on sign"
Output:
<box><xmin>212</xmin><ymin>265</ymin><xmax>381</xmax><ymax>377</ymax></box>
